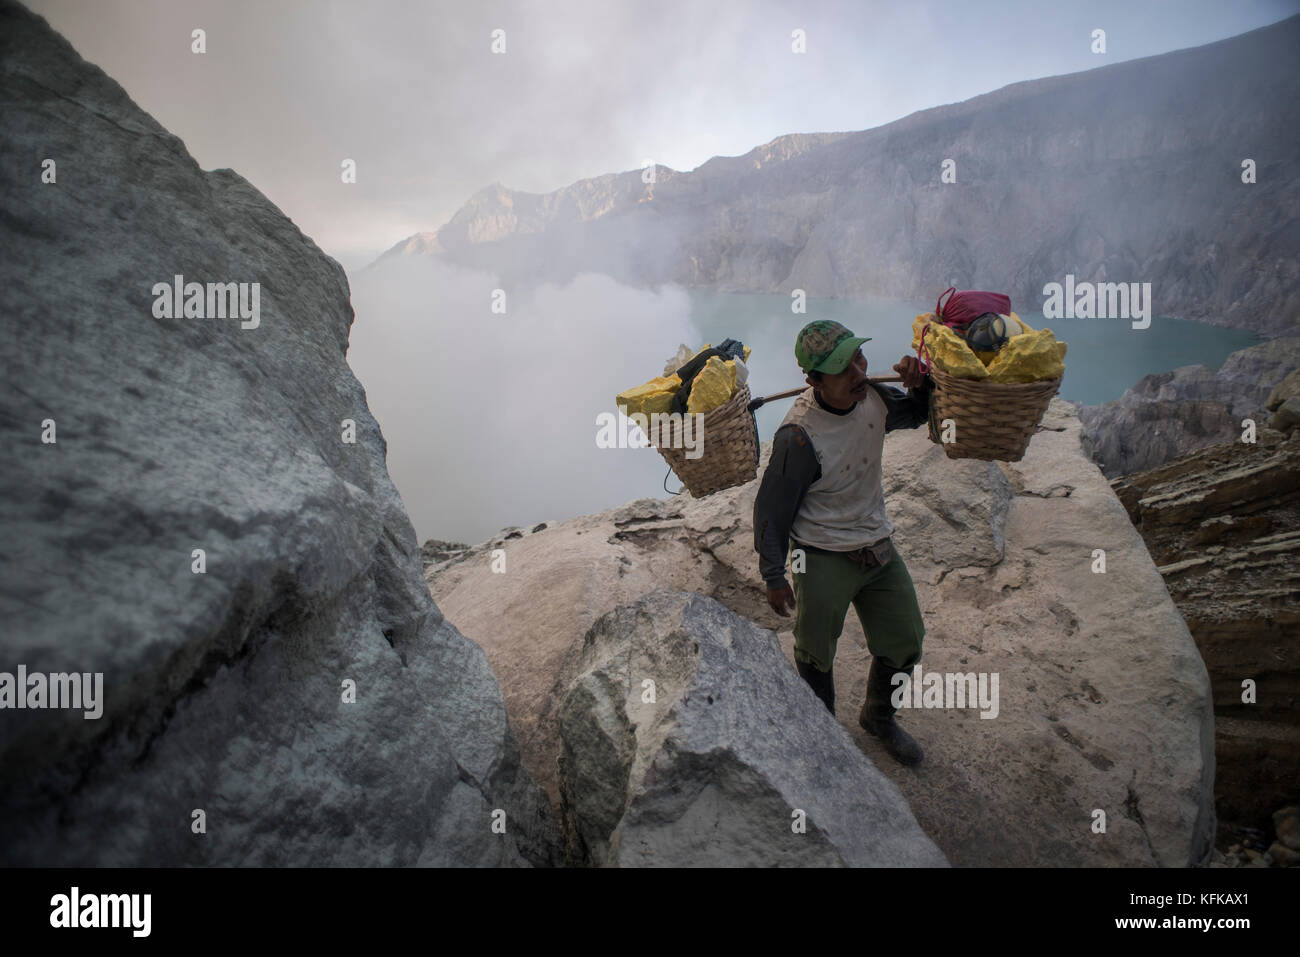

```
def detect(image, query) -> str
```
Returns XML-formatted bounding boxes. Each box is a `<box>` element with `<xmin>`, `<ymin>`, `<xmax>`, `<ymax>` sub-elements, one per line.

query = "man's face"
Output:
<box><xmin>810</xmin><ymin>347</ymin><xmax>868</xmax><ymax>409</ymax></box>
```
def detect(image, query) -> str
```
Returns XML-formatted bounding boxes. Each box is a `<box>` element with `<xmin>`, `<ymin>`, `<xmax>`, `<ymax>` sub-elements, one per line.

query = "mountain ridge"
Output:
<box><xmin>374</xmin><ymin>14</ymin><xmax>1300</xmax><ymax>336</ymax></box>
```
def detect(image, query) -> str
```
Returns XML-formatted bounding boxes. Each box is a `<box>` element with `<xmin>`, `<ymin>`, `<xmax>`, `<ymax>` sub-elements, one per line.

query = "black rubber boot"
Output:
<box><xmin>859</xmin><ymin>658</ymin><xmax>923</xmax><ymax>767</ymax></box>
<box><xmin>795</xmin><ymin>658</ymin><xmax>835</xmax><ymax>715</ymax></box>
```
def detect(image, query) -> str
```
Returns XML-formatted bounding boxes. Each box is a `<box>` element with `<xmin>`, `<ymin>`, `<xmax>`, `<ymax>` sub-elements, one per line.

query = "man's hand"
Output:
<box><xmin>893</xmin><ymin>355</ymin><xmax>927</xmax><ymax>389</ymax></box>
<box><xmin>766</xmin><ymin>583</ymin><xmax>796</xmax><ymax>617</ymax></box>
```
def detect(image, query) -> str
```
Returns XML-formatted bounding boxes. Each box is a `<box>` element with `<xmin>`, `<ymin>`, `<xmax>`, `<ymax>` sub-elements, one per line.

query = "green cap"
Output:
<box><xmin>794</xmin><ymin>320</ymin><xmax>870</xmax><ymax>374</ymax></box>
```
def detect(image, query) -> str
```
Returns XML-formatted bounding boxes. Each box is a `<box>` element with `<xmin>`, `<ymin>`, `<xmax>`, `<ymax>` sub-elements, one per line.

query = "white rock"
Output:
<box><xmin>430</xmin><ymin>398</ymin><xmax>1216</xmax><ymax>865</ymax></box>
<box><xmin>558</xmin><ymin>591</ymin><xmax>948</xmax><ymax>867</ymax></box>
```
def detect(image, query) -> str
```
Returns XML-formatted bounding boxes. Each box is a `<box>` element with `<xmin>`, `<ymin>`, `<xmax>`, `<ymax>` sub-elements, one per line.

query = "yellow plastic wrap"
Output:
<box><xmin>617</xmin><ymin>374</ymin><xmax>681</xmax><ymax>417</ymax></box>
<box><xmin>985</xmin><ymin>329</ymin><xmax>1067</xmax><ymax>383</ymax></box>
<box><xmin>687</xmin><ymin>356</ymin><xmax>737</xmax><ymax>414</ymax></box>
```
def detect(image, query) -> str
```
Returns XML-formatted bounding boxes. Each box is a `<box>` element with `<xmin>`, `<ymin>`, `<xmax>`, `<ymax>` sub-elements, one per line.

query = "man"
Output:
<box><xmin>753</xmin><ymin>319</ymin><xmax>931</xmax><ymax>766</ymax></box>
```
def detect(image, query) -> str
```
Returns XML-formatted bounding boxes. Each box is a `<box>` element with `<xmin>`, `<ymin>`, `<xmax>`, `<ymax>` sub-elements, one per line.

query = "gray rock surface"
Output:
<box><xmin>1078</xmin><ymin>337</ymin><xmax>1300</xmax><ymax>476</ymax></box>
<box><xmin>1271</xmin><ymin>396</ymin><xmax>1300</xmax><ymax>434</ymax></box>
<box><xmin>420</xmin><ymin>538</ymin><xmax>470</xmax><ymax>569</ymax></box>
<box><xmin>429</xmin><ymin>398</ymin><xmax>1217</xmax><ymax>866</ymax></box>
<box><xmin>384</xmin><ymin>17</ymin><xmax>1300</xmax><ymax>336</ymax></box>
<box><xmin>1267</xmin><ymin>370</ymin><xmax>1300</xmax><ymax>411</ymax></box>
<box><xmin>557</xmin><ymin>590</ymin><xmax>949</xmax><ymax>867</ymax></box>
<box><xmin>0</xmin><ymin>0</ymin><xmax>559</xmax><ymax>866</ymax></box>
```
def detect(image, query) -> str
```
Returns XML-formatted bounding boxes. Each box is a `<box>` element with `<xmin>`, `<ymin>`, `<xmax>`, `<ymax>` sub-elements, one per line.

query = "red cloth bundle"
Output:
<box><xmin>935</xmin><ymin>286</ymin><xmax>1011</xmax><ymax>329</ymax></box>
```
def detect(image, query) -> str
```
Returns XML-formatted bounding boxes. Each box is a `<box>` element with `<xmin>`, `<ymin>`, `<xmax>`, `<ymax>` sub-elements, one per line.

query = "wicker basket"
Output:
<box><xmin>926</xmin><ymin>366</ymin><xmax>1061</xmax><ymax>462</ymax></box>
<box><xmin>653</xmin><ymin>385</ymin><xmax>759</xmax><ymax>497</ymax></box>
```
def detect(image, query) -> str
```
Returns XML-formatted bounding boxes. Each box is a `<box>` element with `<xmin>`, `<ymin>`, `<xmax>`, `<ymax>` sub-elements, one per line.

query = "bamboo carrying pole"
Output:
<box><xmin>746</xmin><ymin>375</ymin><xmax>903</xmax><ymax>412</ymax></box>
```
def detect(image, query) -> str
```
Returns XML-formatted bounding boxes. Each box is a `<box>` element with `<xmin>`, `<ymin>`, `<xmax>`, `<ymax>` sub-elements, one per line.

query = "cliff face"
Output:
<box><xmin>1111</xmin><ymin>432</ymin><xmax>1299</xmax><ymax>839</ymax></box>
<box><xmin>428</xmin><ymin>399</ymin><xmax>1217</xmax><ymax>867</ymax></box>
<box><xmin>1079</xmin><ymin>338</ymin><xmax>1300</xmax><ymax>477</ymax></box>
<box><xmin>0</xmin><ymin>0</ymin><xmax>558</xmax><ymax>865</ymax></box>
<box><xmin>393</xmin><ymin>17</ymin><xmax>1300</xmax><ymax>336</ymax></box>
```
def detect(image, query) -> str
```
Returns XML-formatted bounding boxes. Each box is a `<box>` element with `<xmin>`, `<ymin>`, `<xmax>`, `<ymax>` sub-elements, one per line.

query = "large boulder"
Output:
<box><xmin>0</xmin><ymin>0</ymin><xmax>559</xmax><ymax>866</ymax></box>
<box><xmin>429</xmin><ymin>398</ymin><xmax>1216</xmax><ymax>866</ymax></box>
<box><xmin>557</xmin><ymin>590</ymin><xmax>948</xmax><ymax>867</ymax></box>
<box><xmin>1078</xmin><ymin>338</ymin><xmax>1300</xmax><ymax>477</ymax></box>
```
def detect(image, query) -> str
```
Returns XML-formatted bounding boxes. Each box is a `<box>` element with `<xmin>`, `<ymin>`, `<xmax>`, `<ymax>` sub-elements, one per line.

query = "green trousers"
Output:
<box><xmin>791</xmin><ymin>545</ymin><xmax>925</xmax><ymax>674</ymax></box>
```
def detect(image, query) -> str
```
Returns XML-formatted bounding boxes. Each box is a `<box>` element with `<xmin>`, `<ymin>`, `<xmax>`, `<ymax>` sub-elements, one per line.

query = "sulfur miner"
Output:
<box><xmin>752</xmin><ymin>320</ymin><xmax>933</xmax><ymax>766</ymax></box>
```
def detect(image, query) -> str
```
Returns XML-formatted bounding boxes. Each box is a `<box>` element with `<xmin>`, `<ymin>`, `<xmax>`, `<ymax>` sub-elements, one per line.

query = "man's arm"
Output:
<box><xmin>874</xmin><ymin>376</ymin><xmax>933</xmax><ymax>432</ymax></box>
<box><xmin>753</xmin><ymin>424</ymin><xmax>820</xmax><ymax>592</ymax></box>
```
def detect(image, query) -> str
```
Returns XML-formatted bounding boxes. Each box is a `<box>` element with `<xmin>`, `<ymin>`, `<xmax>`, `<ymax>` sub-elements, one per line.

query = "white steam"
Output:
<box><xmin>347</xmin><ymin>256</ymin><xmax>702</xmax><ymax>545</ymax></box>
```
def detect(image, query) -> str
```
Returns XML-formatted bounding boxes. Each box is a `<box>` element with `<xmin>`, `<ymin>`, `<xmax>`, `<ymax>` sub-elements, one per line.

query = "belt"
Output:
<box><xmin>797</xmin><ymin>537</ymin><xmax>894</xmax><ymax>568</ymax></box>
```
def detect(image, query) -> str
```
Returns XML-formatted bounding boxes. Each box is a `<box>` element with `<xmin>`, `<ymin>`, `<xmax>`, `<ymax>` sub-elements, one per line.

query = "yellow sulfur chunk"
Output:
<box><xmin>617</xmin><ymin>374</ymin><xmax>681</xmax><ymax>417</ymax></box>
<box><xmin>917</xmin><ymin>320</ymin><xmax>989</xmax><ymax>380</ymax></box>
<box><xmin>910</xmin><ymin>313</ymin><xmax>933</xmax><ymax>352</ymax></box>
<box><xmin>967</xmin><ymin>313</ymin><xmax>1036</xmax><ymax>366</ymax></box>
<box><xmin>913</xmin><ymin>312</ymin><xmax>984</xmax><ymax>372</ymax></box>
<box><xmin>985</xmin><ymin>329</ymin><xmax>1068</xmax><ymax>383</ymax></box>
<box><xmin>687</xmin><ymin>356</ymin><xmax>737</xmax><ymax>414</ymax></box>
<box><xmin>911</xmin><ymin>310</ymin><xmax>1064</xmax><ymax>380</ymax></box>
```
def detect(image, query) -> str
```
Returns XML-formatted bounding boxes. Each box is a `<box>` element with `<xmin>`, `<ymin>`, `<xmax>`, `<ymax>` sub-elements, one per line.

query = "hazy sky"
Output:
<box><xmin>21</xmin><ymin>0</ymin><xmax>1299</xmax><ymax>545</ymax></box>
<box><xmin>27</xmin><ymin>0</ymin><xmax>1299</xmax><ymax>273</ymax></box>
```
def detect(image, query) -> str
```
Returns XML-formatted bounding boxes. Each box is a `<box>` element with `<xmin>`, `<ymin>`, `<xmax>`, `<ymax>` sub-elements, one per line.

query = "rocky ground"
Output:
<box><xmin>427</xmin><ymin>398</ymin><xmax>1217</xmax><ymax>866</ymax></box>
<box><xmin>1207</xmin><ymin>806</ymin><xmax>1300</xmax><ymax>868</ymax></box>
<box><xmin>1079</xmin><ymin>335</ymin><xmax>1300</xmax><ymax>868</ymax></box>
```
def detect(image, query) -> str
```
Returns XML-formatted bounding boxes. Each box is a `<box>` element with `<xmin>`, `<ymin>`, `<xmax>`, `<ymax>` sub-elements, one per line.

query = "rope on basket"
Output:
<box><xmin>663</xmin><ymin>464</ymin><xmax>684</xmax><ymax>495</ymax></box>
